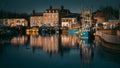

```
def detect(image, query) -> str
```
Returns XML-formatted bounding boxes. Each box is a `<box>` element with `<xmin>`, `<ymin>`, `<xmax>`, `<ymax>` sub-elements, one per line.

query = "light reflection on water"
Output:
<box><xmin>0</xmin><ymin>33</ymin><xmax>120</xmax><ymax>68</ymax></box>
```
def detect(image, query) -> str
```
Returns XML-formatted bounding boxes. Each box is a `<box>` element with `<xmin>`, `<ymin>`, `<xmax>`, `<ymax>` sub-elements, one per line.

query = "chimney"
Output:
<box><xmin>32</xmin><ymin>10</ymin><xmax>35</xmax><ymax>15</ymax></box>
<box><xmin>49</xmin><ymin>6</ymin><xmax>52</xmax><ymax>9</ymax></box>
<box><xmin>119</xmin><ymin>5</ymin><xmax>120</xmax><ymax>21</ymax></box>
<box><xmin>60</xmin><ymin>5</ymin><xmax>64</xmax><ymax>10</ymax></box>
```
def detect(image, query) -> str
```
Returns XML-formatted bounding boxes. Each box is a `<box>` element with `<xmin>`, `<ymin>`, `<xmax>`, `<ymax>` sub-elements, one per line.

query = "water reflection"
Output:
<box><xmin>11</xmin><ymin>35</ymin><xmax>28</xmax><ymax>46</ymax></box>
<box><xmin>61</xmin><ymin>34</ymin><xmax>79</xmax><ymax>47</ymax></box>
<box><xmin>9</xmin><ymin>33</ymin><xmax>94</xmax><ymax>64</ymax></box>
<box><xmin>94</xmin><ymin>36</ymin><xmax>120</xmax><ymax>64</ymax></box>
<box><xmin>79</xmin><ymin>38</ymin><xmax>94</xmax><ymax>68</ymax></box>
<box><xmin>30</xmin><ymin>33</ymin><xmax>80</xmax><ymax>55</ymax></box>
<box><xmin>30</xmin><ymin>35</ymin><xmax>59</xmax><ymax>53</ymax></box>
<box><xmin>7</xmin><ymin>33</ymin><xmax>79</xmax><ymax>55</ymax></box>
<box><xmin>0</xmin><ymin>33</ymin><xmax>120</xmax><ymax>68</ymax></box>
<box><xmin>94</xmin><ymin>36</ymin><xmax>120</xmax><ymax>54</ymax></box>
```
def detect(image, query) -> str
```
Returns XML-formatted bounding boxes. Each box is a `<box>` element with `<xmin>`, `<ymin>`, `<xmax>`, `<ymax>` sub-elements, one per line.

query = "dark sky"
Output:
<box><xmin>0</xmin><ymin>0</ymin><xmax>119</xmax><ymax>13</ymax></box>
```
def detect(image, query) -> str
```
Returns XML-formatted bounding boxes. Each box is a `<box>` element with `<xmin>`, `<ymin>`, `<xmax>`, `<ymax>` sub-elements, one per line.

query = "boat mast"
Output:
<box><xmin>118</xmin><ymin>5</ymin><xmax>120</xmax><ymax>30</ymax></box>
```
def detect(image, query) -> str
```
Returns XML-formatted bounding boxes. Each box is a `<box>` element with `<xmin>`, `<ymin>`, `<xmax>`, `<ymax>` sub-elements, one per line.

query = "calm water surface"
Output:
<box><xmin>0</xmin><ymin>33</ymin><xmax>120</xmax><ymax>68</ymax></box>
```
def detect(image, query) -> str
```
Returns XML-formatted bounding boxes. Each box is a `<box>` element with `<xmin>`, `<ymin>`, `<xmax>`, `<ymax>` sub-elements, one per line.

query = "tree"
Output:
<box><xmin>94</xmin><ymin>6</ymin><xmax>119</xmax><ymax>21</ymax></box>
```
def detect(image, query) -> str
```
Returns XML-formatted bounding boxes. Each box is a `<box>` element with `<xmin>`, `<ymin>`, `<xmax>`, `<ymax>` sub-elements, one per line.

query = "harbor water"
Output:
<box><xmin>0</xmin><ymin>33</ymin><xmax>120</xmax><ymax>68</ymax></box>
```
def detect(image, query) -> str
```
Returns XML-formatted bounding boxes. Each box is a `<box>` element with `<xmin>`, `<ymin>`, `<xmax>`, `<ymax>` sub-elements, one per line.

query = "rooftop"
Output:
<box><xmin>30</xmin><ymin>13</ymin><xmax>43</xmax><ymax>16</ymax></box>
<box><xmin>108</xmin><ymin>20</ymin><xmax>119</xmax><ymax>22</ymax></box>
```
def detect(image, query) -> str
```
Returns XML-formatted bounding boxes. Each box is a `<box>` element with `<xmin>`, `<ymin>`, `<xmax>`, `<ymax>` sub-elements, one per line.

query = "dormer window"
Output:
<box><xmin>17</xmin><ymin>20</ymin><xmax>20</xmax><ymax>23</ymax></box>
<box><xmin>53</xmin><ymin>10</ymin><xmax>54</xmax><ymax>13</ymax></box>
<box><xmin>56</xmin><ymin>10</ymin><xmax>58</xmax><ymax>13</ymax></box>
<box><xmin>49</xmin><ymin>10</ymin><xmax>51</xmax><ymax>13</ymax></box>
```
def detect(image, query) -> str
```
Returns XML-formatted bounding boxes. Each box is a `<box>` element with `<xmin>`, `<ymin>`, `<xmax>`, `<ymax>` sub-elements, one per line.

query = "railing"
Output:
<box><xmin>96</xmin><ymin>31</ymin><xmax>120</xmax><ymax>44</ymax></box>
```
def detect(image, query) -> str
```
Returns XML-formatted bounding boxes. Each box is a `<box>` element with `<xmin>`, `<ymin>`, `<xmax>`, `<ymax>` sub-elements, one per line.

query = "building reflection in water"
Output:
<box><xmin>0</xmin><ymin>33</ymin><xmax>119</xmax><ymax>68</ymax></box>
<box><xmin>30</xmin><ymin>33</ymin><xmax>79</xmax><ymax>54</ymax></box>
<box><xmin>79</xmin><ymin>39</ymin><xmax>94</xmax><ymax>67</ymax></box>
<box><xmin>61</xmin><ymin>34</ymin><xmax>79</xmax><ymax>47</ymax></box>
<box><xmin>9</xmin><ymin>33</ymin><xmax>80</xmax><ymax>55</ymax></box>
<box><xmin>11</xmin><ymin>35</ymin><xmax>28</xmax><ymax>46</ymax></box>
<box><xmin>9</xmin><ymin>33</ymin><xmax>94</xmax><ymax>61</ymax></box>
<box><xmin>30</xmin><ymin>35</ymin><xmax>59</xmax><ymax>53</ymax></box>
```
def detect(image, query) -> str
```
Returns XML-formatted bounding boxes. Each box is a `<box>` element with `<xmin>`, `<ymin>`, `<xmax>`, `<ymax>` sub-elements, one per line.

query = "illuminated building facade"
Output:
<box><xmin>30</xmin><ymin>6</ymin><xmax>71</xmax><ymax>27</ymax></box>
<box><xmin>43</xmin><ymin>6</ymin><xmax>59</xmax><ymax>26</ymax></box>
<box><xmin>30</xmin><ymin>12</ymin><xmax>43</xmax><ymax>27</ymax></box>
<box><xmin>61</xmin><ymin>17</ymin><xmax>78</xmax><ymax>29</ymax></box>
<box><xmin>0</xmin><ymin>18</ymin><xmax>28</xmax><ymax>27</ymax></box>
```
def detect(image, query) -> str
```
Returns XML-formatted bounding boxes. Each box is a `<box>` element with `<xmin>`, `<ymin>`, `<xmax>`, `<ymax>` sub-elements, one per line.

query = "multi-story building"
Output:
<box><xmin>0</xmin><ymin>18</ymin><xmax>28</xmax><ymax>27</ymax></box>
<box><xmin>30</xmin><ymin>11</ymin><xmax>43</xmax><ymax>27</ymax></box>
<box><xmin>43</xmin><ymin>7</ymin><xmax>59</xmax><ymax>26</ymax></box>
<box><xmin>30</xmin><ymin>6</ymin><xmax>70</xmax><ymax>27</ymax></box>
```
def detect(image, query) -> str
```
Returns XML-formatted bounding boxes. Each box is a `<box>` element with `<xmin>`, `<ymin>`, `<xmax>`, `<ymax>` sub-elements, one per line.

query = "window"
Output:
<box><xmin>53</xmin><ymin>10</ymin><xmax>54</xmax><ymax>13</ymax></box>
<box><xmin>56</xmin><ymin>15</ymin><xmax>58</xmax><ymax>18</ymax></box>
<box><xmin>49</xmin><ymin>10</ymin><xmax>51</xmax><ymax>13</ymax></box>
<box><xmin>17</xmin><ymin>20</ymin><xmax>20</xmax><ymax>23</ymax></box>
<box><xmin>62</xmin><ymin>19</ymin><xmax>65</xmax><ymax>22</ymax></box>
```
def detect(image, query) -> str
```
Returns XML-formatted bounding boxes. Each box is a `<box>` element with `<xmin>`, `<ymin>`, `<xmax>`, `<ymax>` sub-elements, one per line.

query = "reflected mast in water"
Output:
<box><xmin>79</xmin><ymin>38</ymin><xmax>94</xmax><ymax>67</ymax></box>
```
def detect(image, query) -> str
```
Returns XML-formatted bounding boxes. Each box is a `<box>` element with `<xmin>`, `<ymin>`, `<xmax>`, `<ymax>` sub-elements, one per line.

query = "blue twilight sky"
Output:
<box><xmin>0</xmin><ymin>0</ymin><xmax>120</xmax><ymax>14</ymax></box>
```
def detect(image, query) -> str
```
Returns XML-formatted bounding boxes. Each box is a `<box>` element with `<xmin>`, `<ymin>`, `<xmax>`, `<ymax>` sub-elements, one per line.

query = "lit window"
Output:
<box><xmin>49</xmin><ymin>10</ymin><xmax>51</xmax><ymax>13</ymax></box>
<box><xmin>53</xmin><ymin>10</ymin><xmax>54</xmax><ymax>13</ymax></box>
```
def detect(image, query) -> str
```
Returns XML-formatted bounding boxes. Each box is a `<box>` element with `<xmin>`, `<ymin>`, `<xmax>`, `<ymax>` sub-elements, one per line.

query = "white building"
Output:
<box><xmin>61</xmin><ymin>17</ymin><xmax>77</xmax><ymax>29</ymax></box>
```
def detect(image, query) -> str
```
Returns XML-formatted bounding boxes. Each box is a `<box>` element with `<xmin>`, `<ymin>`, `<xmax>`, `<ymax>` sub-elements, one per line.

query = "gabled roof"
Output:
<box><xmin>62</xmin><ymin>13</ymin><xmax>80</xmax><ymax>18</ymax></box>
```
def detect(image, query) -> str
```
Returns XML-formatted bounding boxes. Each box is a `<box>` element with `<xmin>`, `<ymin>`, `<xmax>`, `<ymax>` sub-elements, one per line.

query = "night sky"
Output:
<box><xmin>0</xmin><ymin>0</ymin><xmax>119</xmax><ymax>13</ymax></box>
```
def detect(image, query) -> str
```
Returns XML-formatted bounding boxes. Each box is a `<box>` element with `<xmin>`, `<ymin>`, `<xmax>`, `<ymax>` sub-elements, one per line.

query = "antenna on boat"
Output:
<box><xmin>90</xmin><ymin>5</ymin><xmax>93</xmax><ymax>27</ymax></box>
<box><xmin>118</xmin><ymin>4</ymin><xmax>120</xmax><ymax>30</ymax></box>
<box><xmin>119</xmin><ymin>5</ymin><xmax>120</xmax><ymax>23</ymax></box>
